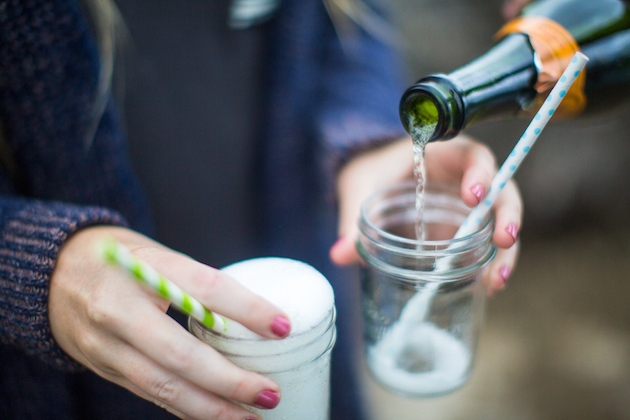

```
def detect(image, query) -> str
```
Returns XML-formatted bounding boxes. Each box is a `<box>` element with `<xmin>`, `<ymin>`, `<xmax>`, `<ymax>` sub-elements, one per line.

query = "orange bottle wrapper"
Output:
<box><xmin>496</xmin><ymin>16</ymin><xmax>587</xmax><ymax>117</ymax></box>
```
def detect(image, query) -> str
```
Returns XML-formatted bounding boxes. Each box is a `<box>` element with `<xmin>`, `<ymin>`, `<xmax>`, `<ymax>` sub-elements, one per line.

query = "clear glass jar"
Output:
<box><xmin>357</xmin><ymin>182</ymin><xmax>496</xmax><ymax>397</ymax></box>
<box><xmin>188</xmin><ymin>258</ymin><xmax>337</xmax><ymax>419</ymax></box>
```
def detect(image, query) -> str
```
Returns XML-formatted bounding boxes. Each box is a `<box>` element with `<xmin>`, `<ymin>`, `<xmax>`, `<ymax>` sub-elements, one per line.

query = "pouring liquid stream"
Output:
<box><xmin>411</xmin><ymin>123</ymin><xmax>431</xmax><ymax>242</ymax></box>
<box><xmin>410</xmin><ymin>120</ymin><xmax>439</xmax><ymax>313</ymax></box>
<box><xmin>366</xmin><ymin>120</ymin><xmax>473</xmax><ymax>396</ymax></box>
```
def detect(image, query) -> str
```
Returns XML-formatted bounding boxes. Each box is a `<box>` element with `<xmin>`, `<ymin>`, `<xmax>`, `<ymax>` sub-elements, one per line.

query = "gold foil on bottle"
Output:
<box><xmin>496</xmin><ymin>16</ymin><xmax>587</xmax><ymax>117</ymax></box>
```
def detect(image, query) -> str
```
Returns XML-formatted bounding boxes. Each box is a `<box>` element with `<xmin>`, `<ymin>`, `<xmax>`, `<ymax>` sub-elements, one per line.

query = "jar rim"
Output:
<box><xmin>190</xmin><ymin>306</ymin><xmax>335</xmax><ymax>343</ymax></box>
<box><xmin>188</xmin><ymin>308</ymin><xmax>337</xmax><ymax>373</ymax></box>
<box><xmin>357</xmin><ymin>181</ymin><xmax>496</xmax><ymax>282</ymax></box>
<box><xmin>360</xmin><ymin>181</ymin><xmax>492</xmax><ymax>247</ymax></box>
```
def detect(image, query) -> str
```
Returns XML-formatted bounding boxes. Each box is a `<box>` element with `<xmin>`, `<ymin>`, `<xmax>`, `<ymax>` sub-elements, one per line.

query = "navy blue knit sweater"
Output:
<box><xmin>0</xmin><ymin>0</ymin><xmax>152</xmax><ymax>371</ymax></box>
<box><xmin>0</xmin><ymin>0</ymin><xmax>407</xmax><ymax>417</ymax></box>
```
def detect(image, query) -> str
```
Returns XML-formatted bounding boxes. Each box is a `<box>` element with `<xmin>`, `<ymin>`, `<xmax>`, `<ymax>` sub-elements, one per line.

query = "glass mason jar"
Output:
<box><xmin>357</xmin><ymin>181</ymin><xmax>496</xmax><ymax>398</ymax></box>
<box><xmin>188</xmin><ymin>258</ymin><xmax>337</xmax><ymax>419</ymax></box>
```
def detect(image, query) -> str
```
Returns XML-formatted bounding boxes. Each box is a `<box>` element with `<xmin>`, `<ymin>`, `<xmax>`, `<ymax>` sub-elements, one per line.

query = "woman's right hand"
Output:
<box><xmin>330</xmin><ymin>134</ymin><xmax>522</xmax><ymax>295</ymax></box>
<box><xmin>49</xmin><ymin>225</ymin><xmax>291</xmax><ymax>420</ymax></box>
<box><xmin>501</xmin><ymin>0</ymin><xmax>533</xmax><ymax>20</ymax></box>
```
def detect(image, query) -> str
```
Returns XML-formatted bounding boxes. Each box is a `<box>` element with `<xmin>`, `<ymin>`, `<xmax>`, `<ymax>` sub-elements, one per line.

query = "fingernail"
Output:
<box><xmin>255</xmin><ymin>390</ymin><xmax>280</xmax><ymax>409</ymax></box>
<box><xmin>470</xmin><ymin>184</ymin><xmax>485</xmax><ymax>203</ymax></box>
<box><xmin>330</xmin><ymin>237</ymin><xmax>345</xmax><ymax>256</ymax></box>
<box><xmin>499</xmin><ymin>266</ymin><xmax>511</xmax><ymax>284</ymax></box>
<box><xmin>271</xmin><ymin>316</ymin><xmax>291</xmax><ymax>338</ymax></box>
<box><xmin>331</xmin><ymin>237</ymin><xmax>345</xmax><ymax>249</ymax></box>
<box><xmin>505</xmin><ymin>223</ymin><xmax>518</xmax><ymax>242</ymax></box>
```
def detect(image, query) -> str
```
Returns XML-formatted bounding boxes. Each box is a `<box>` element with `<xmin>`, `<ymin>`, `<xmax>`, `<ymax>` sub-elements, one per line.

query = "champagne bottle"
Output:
<box><xmin>400</xmin><ymin>0</ymin><xmax>630</xmax><ymax>142</ymax></box>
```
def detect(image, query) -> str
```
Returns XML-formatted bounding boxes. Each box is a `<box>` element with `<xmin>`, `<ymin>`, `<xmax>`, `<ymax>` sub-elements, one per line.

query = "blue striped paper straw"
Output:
<box><xmin>455</xmin><ymin>51</ymin><xmax>589</xmax><ymax>239</ymax></box>
<box><xmin>101</xmin><ymin>238</ymin><xmax>226</xmax><ymax>333</ymax></box>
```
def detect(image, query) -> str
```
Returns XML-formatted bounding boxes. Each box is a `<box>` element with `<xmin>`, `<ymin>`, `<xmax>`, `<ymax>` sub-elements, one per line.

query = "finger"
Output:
<box><xmin>132</xmin><ymin>247</ymin><xmax>291</xmax><ymax>339</ymax></box>
<box><xmin>108</xmin><ymin>295</ymin><xmax>282</xmax><ymax>410</ymax></box>
<box><xmin>491</xmin><ymin>179</ymin><xmax>523</xmax><ymax>249</ymax></box>
<box><xmin>458</xmin><ymin>143</ymin><xmax>498</xmax><ymax>208</ymax></box>
<box><xmin>424</xmin><ymin>136</ymin><xmax>497</xmax><ymax>207</ymax></box>
<box><xmin>485</xmin><ymin>239</ymin><xmax>520</xmax><ymax>295</ymax></box>
<box><xmin>329</xmin><ymin>235</ymin><xmax>360</xmax><ymax>266</ymax></box>
<box><xmin>94</xmin><ymin>340</ymin><xmax>262</xmax><ymax>420</ymax></box>
<box><xmin>501</xmin><ymin>0</ymin><xmax>532</xmax><ymax>20</ymax></box>
<box><xmin>331</xmin><ymin>138</ymin><xmax>414</xmax><ymax>266</ymax></box>
<box><xmin>428</xmin><ymin>137</ymin><xmax>522</xmax><ymax>249</ymax></box>
<box><xmin>331</xmin><ymin>177</ymin><xmax>372</xmax><ymax>267</ymax></box>
<box><xmin>102</xmin><ymin>298</ymin><xmax>280</xmax><ymax>414</ymax></box>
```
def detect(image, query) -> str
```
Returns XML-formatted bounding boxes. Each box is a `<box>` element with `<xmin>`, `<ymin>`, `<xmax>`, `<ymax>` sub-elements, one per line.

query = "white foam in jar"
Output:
<box><xmin>367</xmin><ymin>322</ymin><xmax>471</xmax><ymax>396</ymax></box>
<box><xmin>188</xmin><ymin>257</ymin><xmax>336</xmax><ymax>420</ymax></box>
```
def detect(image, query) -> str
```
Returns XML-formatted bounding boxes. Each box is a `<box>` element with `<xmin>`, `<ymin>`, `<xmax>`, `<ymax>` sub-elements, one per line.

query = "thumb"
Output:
<box><xmin>329</xmin><ymin>232</ymin><xmax>360</xmax><ymax>266</ymax></box>
<box><xmin>330</xmin><ymin>138</ymin><xmax>414</xmax><ymax>266</ymax></box>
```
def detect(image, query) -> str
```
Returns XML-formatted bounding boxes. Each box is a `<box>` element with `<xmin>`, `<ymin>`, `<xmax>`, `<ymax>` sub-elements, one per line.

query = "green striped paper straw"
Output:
<box><xmin>454</xmin><ymin>51</ymin><xmax>589</xmax><ymax>239</ymax></box>
<box><xmin>100</xmin><ymin>238</ymin><xmax>226</xmax><ymax>333</ymax></box>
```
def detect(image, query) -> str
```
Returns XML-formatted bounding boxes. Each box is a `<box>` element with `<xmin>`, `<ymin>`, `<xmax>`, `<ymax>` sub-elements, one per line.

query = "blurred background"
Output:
<box><xmin>360</xmin><ymin>0</ymin><xmax>630</xmax><ymax>419</ymax></box>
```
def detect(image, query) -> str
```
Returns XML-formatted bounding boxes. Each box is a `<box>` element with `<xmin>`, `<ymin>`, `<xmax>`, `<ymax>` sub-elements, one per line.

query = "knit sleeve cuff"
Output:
<box><xmin>317</xmin><ymin>110</ymin><xmax>408</xmax><ymax>199</ymax></box>
<box><xmin>0</xmin><ymin>199</ymin><xmax>128</xmax><ymax>371</ymax></box>
<box><xmin>321</xmin><ymin>112</ymin><xmax>408</xmax><ymax>175</ymax></box>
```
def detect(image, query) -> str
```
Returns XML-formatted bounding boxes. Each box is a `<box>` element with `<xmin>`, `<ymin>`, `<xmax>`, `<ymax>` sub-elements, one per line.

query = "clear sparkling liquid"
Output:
<box><xmin>367</xmin><ymin>119</ymin><xmax>471</xmax><ymax>398</ymax></box>
<box><xmin>410</xmin><ymin>122</ymin><xmax>436</xmax><ymax>240</ymax></box>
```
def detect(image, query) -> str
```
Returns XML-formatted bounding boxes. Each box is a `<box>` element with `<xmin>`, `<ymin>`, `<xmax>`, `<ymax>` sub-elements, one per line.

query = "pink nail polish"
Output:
<box><xmin>470</xmin><ymin>184</ymin><xmax>485</xmax><ymax>203</ymax></box>
<box><xmin>271</xmin><ymin>316</ymin><xmax>291</xmax><ymax>338</ymax></box>
<box><xmin>505</xmin><ymin>223</ymin><xmax>518</xmax><ymax>242</ymax></box>
<box><xmin>499</xmin><ymin>266</ymin><xmax>511</xmax><ymax>284</ymax></box>
<box><xmin>255</xmin><ymin>390</ymin><xmax>280</xmax><ymax>409</ymax></box>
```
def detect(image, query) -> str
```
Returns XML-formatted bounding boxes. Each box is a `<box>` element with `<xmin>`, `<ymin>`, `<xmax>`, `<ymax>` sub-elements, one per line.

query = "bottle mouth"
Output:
<box><xmin>399</xmin><ymin>75</ymin><xmax>465</xmax><ymax>141</ymax></box>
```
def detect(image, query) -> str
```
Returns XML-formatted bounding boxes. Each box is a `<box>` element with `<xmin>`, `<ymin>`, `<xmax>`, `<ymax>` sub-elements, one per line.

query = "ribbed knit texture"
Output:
<box><xmin>259</xmin><ymin>0</ymin><xmax>407</xmax><ymax>245</ymax></box>
<box><xmin>0</xmin><ymin>0</ymin><xmax>406</xmax><ymax>417</ymax></box>
<box><xmin>0</xmin><ymin>0</ymin><xmax>151</xmax><ymax>370</ymax></box>
<box><xmin>0</xmin><ymin>200</ymin><xmax>127</xmax><ymax>370</ymax></box>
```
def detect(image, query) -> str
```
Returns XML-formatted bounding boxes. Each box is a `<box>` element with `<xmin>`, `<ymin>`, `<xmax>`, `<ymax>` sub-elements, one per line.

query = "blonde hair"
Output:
<box><xmin>323</xmin><ymin>0</ymin><xmax>401</xmax><ymax>49</ymax></box>
<box><xmin>80</xmin><ymin>0</ymin><xmax>125</xmax><ymax>148</ymax></box>
<box><xmin>0</xmin><ymin>0</ymin><xmax>123</xmax><ymax>172</ymax></box>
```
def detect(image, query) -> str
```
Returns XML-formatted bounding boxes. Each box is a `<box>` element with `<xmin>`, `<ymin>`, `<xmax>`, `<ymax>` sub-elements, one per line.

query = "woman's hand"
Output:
<box><xmin>330</xmin><ymin>134</ymin><xmax>522</xmax><ymax>294</ymax></box>
<box><xmin>501</xmin><ymin>0</ymin><xmax>533</xmax><ymax>20</ymax></box>
<box><xmin>49</xmin><ymin>225</ymin><xmax>291</xmax><ymax>420</ymax></box>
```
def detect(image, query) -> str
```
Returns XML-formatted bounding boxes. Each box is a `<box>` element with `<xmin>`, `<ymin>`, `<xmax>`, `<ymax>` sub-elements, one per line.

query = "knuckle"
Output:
<box><xmin>192</xmin><ymin>267</ymin><xmax>225</xmax><ymax>302</ymax></box>
<box><xmin>476</xmin><ymin>144</ymin><xmax>497</xmax><ymax>169</ymax></box>
<box><xmin>162</xmin><ymin>340</ymin><xmax>196</xmax><ymax>371</ymax></box>
<box><xmin>85</xmin><ymin>290</ymin><xmax>118</xmax><ymax>330</ymax></box>
<box><xmin>475</xmin><ymin>140</ymin><xmax>493</xmax><ymax>158</ymax></box>
<box><xmin>244</xmin><ymin>296</ymin><xmax>267</xmax><ymax>316</ymax></box>
<box><xmin>228</xmin><ymin>374</ymin><xmax>251</xmax><ymax>401</ymax></box>
<box><xmin>150</xmin><ymin>377</ymin><xmax>183</xmax><ymax>407</ymax></box>
<box><xmin>213</xmin><ymin>404</ymin><xmax>233</xmax><ymax>420</ymax></box>
<box><xmin>74</xmin><ymin>329</ymin><xmax>101</xmax><ymax>360</ymax></box>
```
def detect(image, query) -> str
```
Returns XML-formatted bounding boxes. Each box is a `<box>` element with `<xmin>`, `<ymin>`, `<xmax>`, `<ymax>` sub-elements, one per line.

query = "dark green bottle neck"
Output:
<box><xmin>399</xmin><ymin>76</ymin><xmax>462</xmax><ymax>142</ymax></box>
<box><xmin>580</xmin><ymin>29</ymin><xmax>630</xmax><ymax>112</ymax></box>
<box><xmin>523</xmin><ymin>0</ymin><xmax>630</xmax><ymax>43</ymax></box>
<box><xmin>400</xmin><ymin>34</ymin><xmax>537</xmax><ymax>141</ymax></box>
<box><xmin>400</xmin><ymin>0</ymin><xmax>630</xmax><ymax>141</ymax></box>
